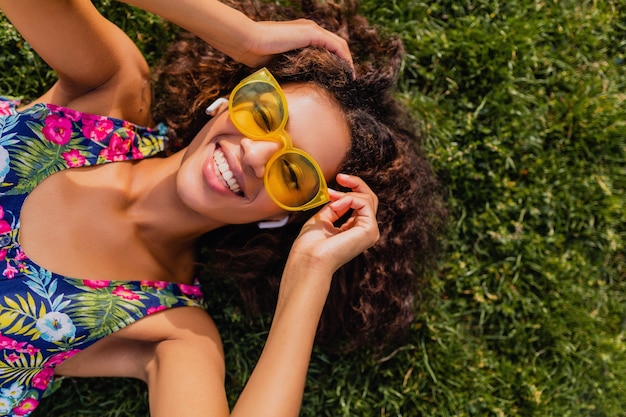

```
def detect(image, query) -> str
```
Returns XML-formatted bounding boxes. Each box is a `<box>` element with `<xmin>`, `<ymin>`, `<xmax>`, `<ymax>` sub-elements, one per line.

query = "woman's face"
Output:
<box><xmin>177</xmin><ymin>83</ymin><xmax>350</xmax><ymax>225</ymax></box>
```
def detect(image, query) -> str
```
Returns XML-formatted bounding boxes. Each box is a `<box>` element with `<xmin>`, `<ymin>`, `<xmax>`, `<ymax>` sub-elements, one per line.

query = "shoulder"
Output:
<box><xmin>31</xmin><ymin>62</ymin><xmax>154</xmax><ymax>127</ymax></box>
<box><xmin>120</xmin><ymin>306</ymin><xmax>226</xmax><ymax>383</ymax></box>
<box><xmin>55</xmin><ymin>306</ymin><xmax>224</xmax><ymax>382</ymax></box>
<box><xmin>124</xmin><ymin>305</ymin><xmax>222</xmax><ymax>344</ymax></box>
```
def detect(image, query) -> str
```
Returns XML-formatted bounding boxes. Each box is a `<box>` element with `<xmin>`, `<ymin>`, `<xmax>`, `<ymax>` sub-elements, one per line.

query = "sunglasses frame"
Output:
<box><xmin>228</xmin><ymin>68</ymin><xmax>330</xmax><ymax>211</ymax></box>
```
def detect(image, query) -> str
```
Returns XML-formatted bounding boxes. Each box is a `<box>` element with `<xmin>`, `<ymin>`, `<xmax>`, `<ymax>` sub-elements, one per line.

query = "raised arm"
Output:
<box><xmin>121</xmin><ymin>0</ymin><xmax>353</xmax><ymax>69</ymax></box>
<box><xmin>1</xmin><ymin>0</ymin><xmax>353</xmax><ymax>119</ymax></box>
<box><xmin>230</xmin><ymin>174</ymin><xmax>379</xmax><ymax>417</ymax></box>
<box><xmin>0</xmin><ymin>0</ymin><xmax>153</xmax><ymax>122</ymax></box>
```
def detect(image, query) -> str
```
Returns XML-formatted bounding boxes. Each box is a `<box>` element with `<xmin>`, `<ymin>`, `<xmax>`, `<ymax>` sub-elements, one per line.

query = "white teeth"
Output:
<box><xmin>222</xmin><ymin>170</ymin><xmax>234</xmax><ymax>181</ymax></box>
<box><xmin>213</xmin><ymin>148</ymin><xmax>242</xmax><ymax>195</ymax></box>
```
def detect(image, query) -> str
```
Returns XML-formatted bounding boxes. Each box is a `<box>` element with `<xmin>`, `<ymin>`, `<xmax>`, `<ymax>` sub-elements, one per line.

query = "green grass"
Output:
<box><xmin>2</xmin><ymin>0</ymin><xmax>625</xmax><ymax>415</ymax></box>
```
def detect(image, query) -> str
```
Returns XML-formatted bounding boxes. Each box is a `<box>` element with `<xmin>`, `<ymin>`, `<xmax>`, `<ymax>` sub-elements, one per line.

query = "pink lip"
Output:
<box><xmin>203</xmin><ymin>143</ymin><xmax>244</xmax><ymax>197</ymax></box>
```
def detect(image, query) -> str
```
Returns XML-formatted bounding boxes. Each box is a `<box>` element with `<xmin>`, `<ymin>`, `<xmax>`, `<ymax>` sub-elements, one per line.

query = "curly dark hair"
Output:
<box><xmin>152</xmin><ymin>0</ymin><xmax>447</xmax><ymax>353</ymax></box>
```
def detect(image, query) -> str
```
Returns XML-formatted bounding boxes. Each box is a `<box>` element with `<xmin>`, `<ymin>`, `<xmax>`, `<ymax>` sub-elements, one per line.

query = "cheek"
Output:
<box><xmin>176</xmin><ymin>163</ymin><xmax>284</xmax><ymax>224</ymax></box>
<box><xmin>175</xmin><ymin>157</ymin><xmax>207</xmax><ymax>209</ymax></box>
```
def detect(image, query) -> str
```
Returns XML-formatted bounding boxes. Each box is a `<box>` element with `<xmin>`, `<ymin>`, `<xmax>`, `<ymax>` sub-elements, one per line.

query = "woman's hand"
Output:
<box><xmin>236</xmin><ymin>19</ymin><xmax>353</xmax><ymax>70</ymax></box>
<box><xmin>288</xmin><ymin>174</ymin><xmax>379</xmax><ymax>276</ymax></box>
<box><xmin>121</xmin><ymin>0</ymin><xmax>354</xmax><ymax>72</ymax></box>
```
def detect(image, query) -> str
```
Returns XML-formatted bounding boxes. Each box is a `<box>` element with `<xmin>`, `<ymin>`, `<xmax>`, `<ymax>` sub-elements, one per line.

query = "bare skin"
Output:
<box><xmin>0</xmin><ymin>1</ymin><xmax>377</xmax><ymax>416</ymax></box>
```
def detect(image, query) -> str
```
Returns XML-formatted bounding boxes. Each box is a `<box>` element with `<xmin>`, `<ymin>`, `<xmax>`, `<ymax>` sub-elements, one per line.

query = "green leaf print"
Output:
<box><xmin>137</xmin><ymin>131</ymin><xmax>165</xmax><ymax>156</ymax></box>
<box><xmin>0</xmin><ymin>350</ymin><xmax>46</xmax><ymax>389</ymax></box>
<box><xmin>152</xmin><ymin>290</ymin><xmax>183</xmax><ymax>308</ymax></box>
<box><xmin>6</xmin><ymin>122</ymin><xmax>94</xmax><ymax>195</ymax></box>
<box><xmin>65</xmin><ymin>285</ymin><xmax>148</xmax><ymax>341</ymax></box>
<box><xmin>6</xmin><ymin>138</ymin><xmax>65</xmax><ymax>195</ymax></box>
<box><xmin>0</xmin><ymin>294</ymin><xmax>46</xmax><ymax>340</ymax></box>
<box><xmin>25</xmin><ymin>268</ymin><xmax>72</xmax><ymax>313</ymax></box>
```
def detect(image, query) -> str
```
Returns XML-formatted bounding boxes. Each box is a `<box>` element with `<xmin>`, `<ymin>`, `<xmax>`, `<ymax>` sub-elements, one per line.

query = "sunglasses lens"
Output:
<box><xmin>231</xmin><ymin>82</ymin><xmax>285</xmax><ymax>137</ymax></box>
<box><xmin>266</xmin><ymin>153</ymin><xmax>322</xmax><ymax>208</ymax></box>
<box><xmin>229</xmin><ymin>69</ymin><xmax>329</xmax><ymax>210</ymax></box>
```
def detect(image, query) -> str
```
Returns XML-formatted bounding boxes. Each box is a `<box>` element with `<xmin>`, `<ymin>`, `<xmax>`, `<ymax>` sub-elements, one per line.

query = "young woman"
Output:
<box><xmin>0</xmin><ymin>0</ymin><xmax>445</xmax><ymax>416</ymax></box>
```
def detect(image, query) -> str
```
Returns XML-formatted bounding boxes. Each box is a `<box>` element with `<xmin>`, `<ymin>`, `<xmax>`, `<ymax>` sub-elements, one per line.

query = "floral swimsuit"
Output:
<box><xmin>0</xmin><ymin>98</ymin><xmax>206</xmax><ymax>416</ymax></box>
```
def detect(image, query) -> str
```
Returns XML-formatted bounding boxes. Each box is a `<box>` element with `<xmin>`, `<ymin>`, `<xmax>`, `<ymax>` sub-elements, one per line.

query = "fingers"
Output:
<box><xmin>302</xmin><ymin>20</ymin><xmax>355</xmax><ymax>75</ymax></box>
<box><xmin>247</xmin><ymin>20</ymin><xmax>354</xmax><ymax>74</ymax></box>
<box><xmin>322</xmin><ymin>174</ymin><xmax>380</xmax><ymax>243</ymax></box>
<box><xmin>329</xmin><ymin>174</ymin><xmax>378</xmax><ymax>212</ymax></box>
<box><xmin>291</xmin><ymin>174</ymin><xmax>378</xmax><ymax>272</ymax></box>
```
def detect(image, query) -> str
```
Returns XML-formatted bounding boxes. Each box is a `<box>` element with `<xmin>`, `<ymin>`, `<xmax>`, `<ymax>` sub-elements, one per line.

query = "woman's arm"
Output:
<box><xmin>230</xmin><ymin>174</ymin><xmax>379</xmax><ymax>417</ymax></box>
<box><xmin>121</xmin><ymin>0</ymin><xmax>353</xmax><ymax>69</ymax></box>
<box><xmin>0</xmin><ymin>0</ymin><xmax>152</xmax><ymax>122</ymax></box>
<box><xmin>1</xmin><ymin>0</ymin><xmax>352</xmax><ymax>118</ymax></box>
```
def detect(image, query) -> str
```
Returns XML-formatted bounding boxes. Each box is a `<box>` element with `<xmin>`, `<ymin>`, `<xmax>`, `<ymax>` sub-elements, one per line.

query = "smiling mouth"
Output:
<box><xmin>213</xmin><ymin>147</ymin><xmax>243</xmax><ymax>196</ymax></box>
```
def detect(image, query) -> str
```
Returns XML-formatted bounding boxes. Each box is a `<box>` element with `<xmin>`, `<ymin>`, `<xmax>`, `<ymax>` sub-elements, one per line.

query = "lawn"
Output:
<box><xmin>2</xmin><ymin>0</ymin><xmax>625</xmax><ymax>416</ymax></box>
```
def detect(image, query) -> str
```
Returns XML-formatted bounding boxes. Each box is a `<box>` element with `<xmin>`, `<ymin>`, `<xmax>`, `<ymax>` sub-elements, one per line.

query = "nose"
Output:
<box><xmin>241</xmin><ymin>137</ymin><xmax>281</xmax><ymax>179</ymax></box>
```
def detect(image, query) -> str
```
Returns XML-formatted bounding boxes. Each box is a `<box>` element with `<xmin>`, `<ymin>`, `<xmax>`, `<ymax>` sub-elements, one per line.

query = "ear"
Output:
<box><xmin>257</xmin><ymin>215</ymin><xmax>290</xmax><ymax>229</ymax></box>
<box><xmin>205</xmin><ymin>97</ymin><xmax>228</xmax><ymax>116</ymax></box>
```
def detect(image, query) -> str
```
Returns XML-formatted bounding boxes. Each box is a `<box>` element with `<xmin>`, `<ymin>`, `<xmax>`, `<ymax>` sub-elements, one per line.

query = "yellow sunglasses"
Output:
<box><xmin>227</xmin><ymin>68</ymin><xmax>330</xmax><ymax>211</ymax></box>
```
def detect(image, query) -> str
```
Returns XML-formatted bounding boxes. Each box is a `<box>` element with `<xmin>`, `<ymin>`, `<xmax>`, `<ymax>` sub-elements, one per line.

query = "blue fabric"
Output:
<box><xmin>0</xmin><ymin>98</ymin><xmax>206</xmax><ymax>416</ymax></box>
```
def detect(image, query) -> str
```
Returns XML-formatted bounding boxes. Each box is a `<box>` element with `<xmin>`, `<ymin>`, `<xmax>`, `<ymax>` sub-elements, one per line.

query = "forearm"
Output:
<box><xmin>231</xmin><ymin>263</ymin><xmax>332</xmax><ymax>417</ymax></box>
<box><xmin>119</xmin><ymin>0</ymin><xmax>355</xmax><ymax>69</ymax></box>
<box><xmin>231</xmin><ymin>177</ymin><xmax>380</xmax><ymax>416</ymax></box>
<box><xmin>0</xmin><ymin>0</ymin><xmax>144</xmax><ymax>94</ymax></box>
<box><xmin>120</xmin><ymin>0</ymin><xmax>255</xmax><ymax>58</ymax></box>
<box><xmin>139</xmin><ymin>271</ymin><xmax>326</xmax><ymax>417</ymax></box>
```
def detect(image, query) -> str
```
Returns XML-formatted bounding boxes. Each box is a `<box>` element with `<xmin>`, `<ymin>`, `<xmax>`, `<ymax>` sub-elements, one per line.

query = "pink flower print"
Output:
<box><xmin>83</xmin><ymin>279</ymin><xmax>110</xmax><ymax>289</ymax></box>
<box><xmin>0</xmin><ymin>334</ymin><xmax>26</xmax><ymax>351</ymax></box>
<box><xmin>179</xmin><ymin>284</ymin><xmax>203</xmax><ymax>298</ymax></box>
<box><xmin>112</xmin><ymin>285</ymin><xmax>140</xmax><ymax>300</ymax></box>
<box><xmin>5</xmin><ymin>353</ymin><xmax>20</xmax><ymax>363</ymax></box>
<box><xmin>42</xmin><ymin>114</ymin><xmax>72</xmax><ymax>145</ymax></box>
<box><xmin>23</xmin><ymin>344</ymin><xmax>40</xmax><ymax>356</ymax></box>
<box><xmin>47</xmin><ymin>104</ymin><xmax>81</xmax><ymax>121</ymax></box>
<box><xmin>99</xmin><ymin>132</ymin><xmax>132</xmax><ymax>162</ymax></box>
<box><xmin>13</xmin><ymin>398</ymin><xmax>39</xmax><ymax>416</ymax></box>
<box><xmin>14</xmin><ymin>250</ymin><xmax>27</xmax><ymax>261</ymax></box>
<box><xmin>141</xmin><ymin>280</ymin><xmax>168</xmax><ymax>290</ymax></box>
<box><xmin>62</xmin><ymin>149</ymin><xmax>86</xmax><ymax>168</ymax></box>
<box><xmin>147</xmin><ymin>305</ymin><xmax>167</xmax><ymax>315</ymax></box>
<box><xmin>0</xmin><ymin>219</ymin><xmax>10</xmax><ymax>235</ymax></box>
<box><xmin>0</xmin><ymin>101</ymin><xmax>12</xmax><ymax>116</ymax></box>
<box><xmin>2</xmin><ymin>262</ymin><xmax>18</xmax><ymax>279</ymax></box>
<box><xmin>82</xmin><ymin>114</ymin><xmax>114</xmax><ymax>142</ymax></box>
<box><xmin>132</xmin><ymin>146</ymin><xmax>145</xmax><ymax>160</ymax></box>
<box><xmin>0</xmin><ymin>250</ymin><xmax>7</xmax><ymax>261</ymax></box>
<box><xmin>47</xmin><ymin>349</ymin><xmax>80</xmax><ymax>366</ymax></box>
<box><xmin>31</xmin><ymin>367</ymin><xmax>54</xmax><ymax>390</ymax></box>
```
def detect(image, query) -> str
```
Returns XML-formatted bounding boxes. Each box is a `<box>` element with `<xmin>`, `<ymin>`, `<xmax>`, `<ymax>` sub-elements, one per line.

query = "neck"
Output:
<box><xmin>125</xmin><ymin>151</ymin><xmax>224</xmax><ymax>254</ymax></box>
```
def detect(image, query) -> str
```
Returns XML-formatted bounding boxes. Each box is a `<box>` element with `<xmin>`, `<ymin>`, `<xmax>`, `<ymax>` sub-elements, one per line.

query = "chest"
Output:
<box><xmin>16</xmin><ymin>166</ymin><xmax>182</xmax><ymax>282</ymax></box>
